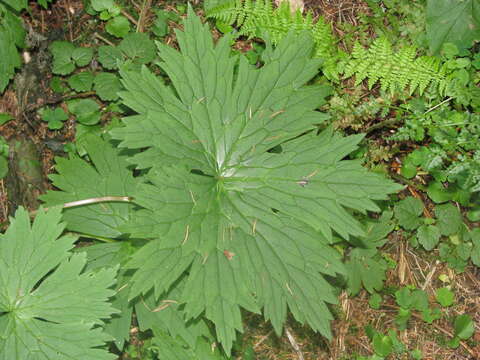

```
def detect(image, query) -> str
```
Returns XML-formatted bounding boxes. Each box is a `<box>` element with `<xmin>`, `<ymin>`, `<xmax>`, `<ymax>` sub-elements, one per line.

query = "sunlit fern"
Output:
<box><xmin>343</xmin><ymin>37</ymin><xmax>448</xmax><ymax>95</ymax></box>
<box><xmin>206</xmin><ymin>0</ymin><xmax>340</xmax><ymax>80</ymax></box>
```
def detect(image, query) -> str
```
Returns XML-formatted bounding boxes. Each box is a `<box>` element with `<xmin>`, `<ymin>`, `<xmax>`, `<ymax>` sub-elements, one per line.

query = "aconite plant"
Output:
<box><xmin>40</xmin><ymin>8</ymin><xmax>401</xmax><ymax>356</ymax></box>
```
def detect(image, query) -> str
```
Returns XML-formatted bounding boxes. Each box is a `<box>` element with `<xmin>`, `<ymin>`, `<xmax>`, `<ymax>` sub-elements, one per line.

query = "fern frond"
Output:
<box><xmin>206</xmin><ymin>0</ymin><xmax>340</xmax><ymax>80</ymax></box>
<box><xmin>344</xmin><ymin>38</ymin><xmax>447</xmax><ymax>95</ymax></box>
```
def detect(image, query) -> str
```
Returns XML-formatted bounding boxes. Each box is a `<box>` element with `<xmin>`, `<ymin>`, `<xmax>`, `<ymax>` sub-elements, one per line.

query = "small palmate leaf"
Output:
<box><xmin>40</xmin><ymin>135</ymin><xmax>137</xmax><ymax>239</ymax></box>
<box><xmin>0</xmin><ymin>207</ymin><xmax>118</xmax><ymax>360</ymax></box>
<box><xmin>111</xmin><ymin>9</ymin><xmax>401</xmax><ymax>354</ymax></box>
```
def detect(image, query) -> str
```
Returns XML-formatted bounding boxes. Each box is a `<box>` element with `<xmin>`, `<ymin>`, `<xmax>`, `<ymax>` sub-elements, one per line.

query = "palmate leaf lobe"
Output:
<box><xmin>0</xmin><ymin>207</ymin><xmax>118</xmax><ymax>360</ymax></box>
<box><xmin>111</xmin><ymin>8</ymin><xmax>402</xmax><ymax>354</ymax></box>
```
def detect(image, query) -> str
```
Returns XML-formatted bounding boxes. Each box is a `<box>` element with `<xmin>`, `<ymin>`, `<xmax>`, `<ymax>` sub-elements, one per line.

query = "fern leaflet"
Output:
<box><xmin>206</xmin><ymin>0</ymin><xmax>340</xmax><ymax>80</ymax></box>
<box><xmin>343</xmin><ymin>38</ymin><xmax>448</xmax><ymax>95</ymax></box>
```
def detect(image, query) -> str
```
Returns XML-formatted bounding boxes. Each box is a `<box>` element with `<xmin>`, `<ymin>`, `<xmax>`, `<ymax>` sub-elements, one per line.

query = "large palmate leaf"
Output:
<box><xmin>136</xmin><ymin>277</ymin><xmax>227</xmax><ymax>360</ymax></box>
<box><xmin>110</xmin><ymin>9</ymin><xmax>401</xmax><ymax>353</ymax></box>
<box><xmin>40</xmin><ymin>135</ymin><xmax>137</xmax><ymax>239</ymax></box>
<box><xmin>0</xmin><ymin>207</ymin><xmax>118</xmax><ymax>360</ymax></box>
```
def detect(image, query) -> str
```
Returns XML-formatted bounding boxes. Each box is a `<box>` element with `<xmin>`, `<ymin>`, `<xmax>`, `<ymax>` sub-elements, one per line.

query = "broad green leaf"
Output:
<box><xmin>67</xmin><ymin>98</ymin><xmax>101</xmax><ymax>125</ymax></box>
<box><xmin>395</xmin><ymin>287</ymin><xmax>413</xmax><ymax>309</ymax></box>
<box><xmin>106</xmin><ymin>16</ymin><xmax>131</xmax><ymax>38</ymax></box>
<box><xmin>119</xmin><ymin>32</ymin><xmax>156</xmax><ymax>64</ymax></box>
<box><xmin>49</xmin><ymin>41</ymin><xmax>76</xmax><ymax>75</ymax></box>
<box><xmin>0</xmin><ymin>207</ymin><xmax>117</xmax><ymax>359</ymax></box>
<box><xmin>394</xmin><ymin>197</ymin><xmax>424</xmax><ymax>230</ymax></box>
<box><xmin>368</xmin><ymin>293</ymin><xmax>382</xmax><ymax>309</ymax></box>
<box><xmin>427</xmin><ymin>181</ymin><xmax>454</xmax><ymax>203</ymax></box>
<box><xmin>435</xmin><ymin>287</ymin><xmax>454</xmax><ymax>307</ymax></box>
<box><xmin>0</xmin><ymin>6</ymin><xmax>25</xmax><ymax>92</ymax></box>
<box><xmin>372</xmin><ymin>333</ymin><xmax>393</xmax><ymax>357</ymax></box>
<box><xmin>111</xmin><ymin>10</ymin><xmax>401</xmax><ymax>353</ymax></box>
<box><xmin>454</xmin><ymin>314</ymin><xmax>475</xmax><ymax>340</ymax></box>
<box><xmin>98</xmin><ymin>45</ymin><xmax>124</xmax><ymax>69</ymax></box>
<box><xmin>435</xmin><ymin>203</ymin><xmax>463</xmax><ymax>236</ymax></box>
<box><xmin>40</xmin><ymin>135</ymin><xmax>136</xmax><ymax>238</ymax></box>
<box><xmin>0</xmin><ymin>113</ymin><xmax>13</xmax><ymax>125</ymax></box>
<box><xmin>91</xmin><ymin>0</ymin><xmax>115</xmax><ymax>12</ymax></box>
<box><xmin>68</xmin><ymin>71</ymin><xmax>94</xmax><ymax>92</ymax></box>
<box><xmin>411</xmin><ymin>289</ymin><xmax>429</xmax><ymax>311</ymax></box>
<box><xmin>417</xmin><ymin>224</ymin><xmax>441</xmax><ymax>251</ymax></box>
<box><xmin>94</xmin><ymin>72</ymin><xmax>122</xmax><ymax>101</ymax></box>
<box><xmin>426</xmin><ymin>0</ymin><xmax>480</xmax><ymax>54</ymax></box>
<box><xmin>72</xmin><ymin>47</ymin><xmax>94</xmax><ymax>67</ymax></box>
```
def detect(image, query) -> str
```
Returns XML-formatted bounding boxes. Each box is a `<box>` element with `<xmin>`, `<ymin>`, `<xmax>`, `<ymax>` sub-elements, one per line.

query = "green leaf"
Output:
<box><xmin>150</xmin><ymin>329</ymin><xmax>227</xmax><ymax>360</ymax></box>
<box><xmin>470</xmin><ymin>228</ymin><xmax>480</xmax><ymax>266</ymax></box>
<box><xmin>427</xmin><ymin>181</ymin><xmax>454</xmax><ymax>203</ymax></box>
<box><xmin>68</xmin><ymin>71</ymin><xmax>94</xmax><ymax>92</ymax></box>
<box><xmin>454</xmin><ymin>314</ymin><xmax>475</xmax><ymax>340</ymax></box>
<box><xmin>0</xmin><ymin>207</ymin><xmax>118</xmax><ymax>359</ymax></box>
<box><xmin>110</xmin><ymin>10</ymin><xmax>401</xmax><ymax>354</ymax></box>
<box><xmin>119</xmin><ymin>32</ymin><xmax>156</xmax><ymax>64</ymax></box>
<box><xmin>395</xmin><ymin>287</ymin><xmax>413</xmax><ymax>309</ymax></box>
<box><xmin>421</xmin><ymin>307</ymin><xmax>442</xmax><ymax>324</ymax></box>
<box><xmin>49</xmin><ymin>41</ymin><xmax>76</xmax><ymax>75</ymax></box>
<box><xmin>394</xmin><ymin>197</ymin><xmax>424</xmax><ymax>230</ymax></box>
<box><xmin>426</xmin><ymin>0</ymin><xmax>480</xmax><ymax>54</ymax></box>
<box><xmin>401</xmin><ymin>157</ymin><xmax>417</xmax><ymax>179</ymax></box>
<box><xmin>435</xmin><ymin>203</ymin><xmax>463</xmax><ymax>236</ymax></box>
<box><xmin>467</xmin><ymin>208</ymin><xmax>480</xmax><ymax>222</ymax></box>
<box><xmin>94</xmin><ymin>72</ymin><xmax>122</xmax><ymax>101</ymax></box>
<box><xmin>411</xmin><ymin>289</ymin><xmax>429</xmax><ymax>312</ymax></box>
<box><xmin>0</xmin><ymin>113</ymin><xmax>13</xmax><ymax>125</ymax></box>
<box><xmin>152</xmin><ymin>10</ymin><xmax>169</xmax><ymax>37</ymax></box>
<box><xmin>40</xmin><ymin>107</ymin><xmax>69</xmax><ymax>130</ymax></box>
<box><xmin>3</xmin><ymin>0</ymin><xmax>28</xmax><ymax>11</ymax></box>
<box><xmin>368</xmin><ymin>293</ymin><xmax>382</xmax><ymax>309</ymax></box>
<box><xmin>345</xmin><ymin>214</ymin><xmax>393</xmax><ymax>295</ymax></box>
<box><xmin>40</xmin><ymin>136</ymin><xmax>137</xmax><ymax>238</ymax></box>
<box><xmin>91</xmin><ymin>0</ymin><xmax>115</xmax><ymax>12</ymax></box>
<box><xmin>67</xmin><ymin>98</ymin><xmax>101</xmax><ymax>125</ymax></box>
<box><xmin>435</xmin><ymin>287</ymin><xmax>454</xmax><ymax>307</ymax></box>
<box><xmin>417</xmin><ymin>224</ymin><xmax>441</xmax><ymax>251</ymax></box>
<box><xmin>80</xmin><ymin>242</ymin><xmax>135</xmax><ymax>350</ymax></box>
<box><xmin>395</xmin><ymin>307</ymin><xmax>412</xmax><ymax>329</ymax></box>
<box><xmin>106</xmin><ymin>16</ymin><xmax>131</xmax><ymax>38</ymax></box>
<box><xmin>372</xmin><ymin>333</ymin><xmax>393</xmax><ymax>357</ymax></box>
<box><xmin>98</xmin><ymin>45</ymin><xmax>124</xmax><ymax>69</ymax></box>
<box><xmin>72</xmin><ymin>47</ymin><xmax>94</xmax><ymax>67</ymax></box>
<box><xmin>136</xmin><ymin>276</ymin><xmax>227</xmax><ymax>359</ymax></box>
<box><xmin>0</xmin><ymin>7</ymin><xmax>25</xmax><ymax>92</ymax></box>
<box><xmin>0</xmin><ymin>156</ymin><xmax>8</xmax><ymax>179</ymax></box>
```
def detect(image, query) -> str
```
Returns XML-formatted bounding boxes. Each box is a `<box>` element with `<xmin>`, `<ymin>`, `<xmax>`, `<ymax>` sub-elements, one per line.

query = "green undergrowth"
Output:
<box><xmin>0</xmin><ymin>0</ymin><xmax>479</xmax><ymax>359</ymax></box>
